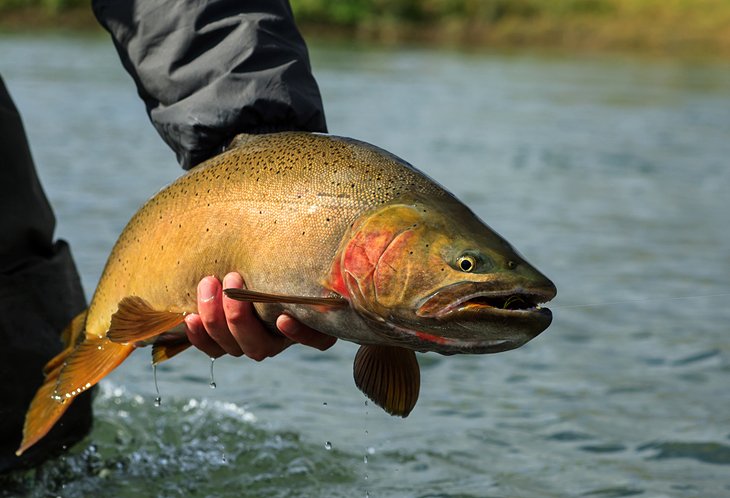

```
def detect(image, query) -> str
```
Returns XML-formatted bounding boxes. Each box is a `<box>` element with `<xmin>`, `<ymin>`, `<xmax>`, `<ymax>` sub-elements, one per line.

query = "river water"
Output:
<box><xmin>1</xmin><ymin>33</ymin><xmax>729</xmax><ymax>497</ymax></box>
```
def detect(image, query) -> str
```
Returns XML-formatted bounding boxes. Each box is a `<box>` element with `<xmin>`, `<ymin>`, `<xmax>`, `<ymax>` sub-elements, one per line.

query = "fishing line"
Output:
<box><xmin>550</xmin><ymin>292</ymin><xmax>730</xmax><ymax>310</ymax></box>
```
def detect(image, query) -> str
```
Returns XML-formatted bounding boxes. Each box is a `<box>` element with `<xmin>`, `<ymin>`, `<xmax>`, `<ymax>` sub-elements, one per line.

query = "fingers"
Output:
<box><xmin>220</xmin><ymin>272</ymin><xmax>293</xmax><ymax>361</ymax></box>
<box><xmin>185</xmin><ymin>272</ymin><xmax>337</xmax><ymax>361</ymax></box>
<box><xmin>186</xmin><ymin>276</ymin><xmax>243</xmax><ymax>357</ymax></box>
<box><xmin>276</xmin><ymin>315</ymin><xmax>337</xmax><ymax>351</ymax></box>
<box><xmin>184</xmin><ymin>313</ymin><xmax>226</xmax><ymax>358</ymax></box>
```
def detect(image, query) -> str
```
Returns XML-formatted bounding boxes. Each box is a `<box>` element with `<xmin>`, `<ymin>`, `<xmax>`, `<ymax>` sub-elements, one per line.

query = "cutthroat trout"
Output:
<box><xmin>18</xmin><ymin>132</ymin><xmax>556</xmax><ymax>455</ymax></box>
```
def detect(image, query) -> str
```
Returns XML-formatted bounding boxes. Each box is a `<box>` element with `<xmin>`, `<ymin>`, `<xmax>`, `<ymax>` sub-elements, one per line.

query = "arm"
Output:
<box><xmin>94</xmin><ymin>0</ymin><xmax>333</xmax><ymax>358</ymax></box>
<box><xmin>92</xmin><ymin>0</ymin><xmax>327</xmax><ymax>169</ymax></box>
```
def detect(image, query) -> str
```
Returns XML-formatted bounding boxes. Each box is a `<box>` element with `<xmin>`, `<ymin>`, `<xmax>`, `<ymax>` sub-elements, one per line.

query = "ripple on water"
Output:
<box><xmin>638</xmin><ymin>441</ymin><xmax>730</xmax><ymax>465</ymax></box>
<box><xmin>545</xmin><ymin>430</ymin><xmax>596</xmax><ymax>442</ymax></box>
<box><xmin>671</xmin><ymin>349</ymin><xmax>721</xmax><ymax>366</ymax></box>
<box><xmin>579</xmin><ymin>443</ymin><xmax>628</xmax><ymax>454</ymax></box>
<box><xmin>580</xmin><ymin>487</ymin><xmax>645</xmax><ymax>497</ymax></box>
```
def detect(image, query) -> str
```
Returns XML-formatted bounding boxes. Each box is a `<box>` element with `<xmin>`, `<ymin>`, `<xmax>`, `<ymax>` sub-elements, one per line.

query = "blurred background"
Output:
<box><xmin>1</xmin><ymin>0</ymin><xmax>730</xmax><ymax>54</ymax></box>
<box><xmin>1</xmin><ymin>2</ymin><xmax>729</xmax><ymax>497</ymax></box>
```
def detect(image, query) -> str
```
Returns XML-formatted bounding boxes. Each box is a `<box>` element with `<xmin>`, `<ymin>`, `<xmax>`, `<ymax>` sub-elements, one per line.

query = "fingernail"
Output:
<box><xmin>276</xmin><ymin>315</ymin><xmax>296</xmax><ymax>336</ymax></box>
<box><xmin>223</xmin><ymin>272</ymin><xmax>243</xmax><ymax>289</ymax></box>
<box><xmin>199</xmin><ymin>278</ymin><xmax>216</xmax><ymax>303</ymax></box>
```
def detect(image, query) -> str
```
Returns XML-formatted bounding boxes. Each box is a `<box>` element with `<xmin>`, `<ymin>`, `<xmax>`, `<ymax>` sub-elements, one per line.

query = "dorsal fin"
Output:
<box><xmin>226</xmin><ymin>133</ymin><xmax>258</xmax><ymax>150</ymax></box>
<box><xmin>107</xmin><ymin>296</ymin><xmax>187</xmax><ymax>344</ymax></box>
<box><xmin>353</xmin><ymin>345</ymin><xmax>420</xmax><ymax>417</ymax></box>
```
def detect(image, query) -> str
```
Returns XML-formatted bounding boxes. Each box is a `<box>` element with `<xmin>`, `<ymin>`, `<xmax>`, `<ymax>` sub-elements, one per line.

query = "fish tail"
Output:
<box><xmin>16</xmin><ymin>319</ymin><xmax>134</xmax><ymax>456</ymax></box>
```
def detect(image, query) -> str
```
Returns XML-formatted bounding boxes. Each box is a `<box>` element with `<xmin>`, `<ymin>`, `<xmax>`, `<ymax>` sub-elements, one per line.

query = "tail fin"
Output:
<box><xmin>16</xmin><ymin>312</ymin><xmax>134</xmax><ymax>456</ymax></box>
<box><xmin>18</xmin><ymin>296</ymin><xmax>188</xmax><ymax>455</ymax></box>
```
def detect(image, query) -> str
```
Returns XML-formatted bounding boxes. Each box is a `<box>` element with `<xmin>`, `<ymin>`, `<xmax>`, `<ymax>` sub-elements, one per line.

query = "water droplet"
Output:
<box><xmin>152</xmin><ymin>363</ymin><xmax>161</xmax><ymax>406</ymax></box>
<box><xmin>209</xmin><ymin>357</ymin><xmax>217</xmax><ymax>389</ymax></box>
<box><xmin>322</xmin><ymin>402</ymin><xmax>328</xmax><ymax>406</ymax></box>
<box><xmin>367</xmin><ymin>446</ymin><xmax>375</xmax><ymax>455</ymax></box>
<box><xmin>324</xmin><ymin>441</ymin><xmax>332</xmax><ymax>450</ymax></box>
<box><xmin>364</xmin><ymin>455</ymin><xmax>368</xmax><ymax>464</ymax></box>
<box><xmin>222</xmin><ymin>453</ymin><xmax>227</xmax><ymax>463</ymax></box>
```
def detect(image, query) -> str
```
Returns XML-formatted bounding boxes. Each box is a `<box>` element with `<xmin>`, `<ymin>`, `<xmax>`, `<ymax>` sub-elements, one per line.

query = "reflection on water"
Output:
<box><xmin>1</xmin><ymin>34</ymin><xmax>729</xmax><ymax>497</ymax></box>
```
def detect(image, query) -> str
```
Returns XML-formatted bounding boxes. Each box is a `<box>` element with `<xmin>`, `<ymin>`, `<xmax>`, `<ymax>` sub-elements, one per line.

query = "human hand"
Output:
<box><xmin>184</xmin><ymin>272</ymin><xmax>336</xmax><ymax>361</ymax></box>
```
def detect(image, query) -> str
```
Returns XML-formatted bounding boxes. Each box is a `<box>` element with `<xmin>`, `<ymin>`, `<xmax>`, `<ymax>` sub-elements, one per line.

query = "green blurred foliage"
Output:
<box><xmin>3</xmin><ymin>0</ymin><xmax>729</xmax><ymax>54</ymax></box>
<box><xmin>289</xmin><ymin>0</ymin><xmax>623</xmax><ymax>24</ymax></box>
<box><xmin>0</xmin><ymin>0</ymin><xmax>88</xmax><ymax>12</ymax></box>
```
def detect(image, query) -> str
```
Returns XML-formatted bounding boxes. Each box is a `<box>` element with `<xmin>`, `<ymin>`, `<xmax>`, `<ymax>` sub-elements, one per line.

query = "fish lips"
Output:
<box><xmin>412</xmin><ymin>281</ymin><xmax>556</xmax><ymax>353</ymax></box>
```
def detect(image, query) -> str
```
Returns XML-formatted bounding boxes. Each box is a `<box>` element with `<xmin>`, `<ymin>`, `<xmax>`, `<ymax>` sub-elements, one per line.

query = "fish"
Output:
<box><xmin>17</xmin><ymin>132</ymin><xmax>556</xmax><ymax>455</ymax></box>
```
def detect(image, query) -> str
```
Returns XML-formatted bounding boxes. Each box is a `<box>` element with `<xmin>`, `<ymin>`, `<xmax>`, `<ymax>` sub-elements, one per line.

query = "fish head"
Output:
<box><xmin>331</xmin><ymin>196</ymin><xmax>557</xmax><ymax>354</ymax></box>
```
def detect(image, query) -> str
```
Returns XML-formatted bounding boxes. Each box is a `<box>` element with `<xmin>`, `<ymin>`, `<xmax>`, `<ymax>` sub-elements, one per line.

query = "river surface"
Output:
<box><xmin>1</xmin><ymin>33</ymin><xmax>729</xmax><ymax>497</ymax></box>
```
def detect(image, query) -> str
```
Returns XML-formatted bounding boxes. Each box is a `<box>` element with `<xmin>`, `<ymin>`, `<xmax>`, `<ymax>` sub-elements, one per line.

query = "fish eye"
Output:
<box><xmin>456</xmin><ymin>254</ymin><xmax>477</xmax><ymax>272</ymax></box>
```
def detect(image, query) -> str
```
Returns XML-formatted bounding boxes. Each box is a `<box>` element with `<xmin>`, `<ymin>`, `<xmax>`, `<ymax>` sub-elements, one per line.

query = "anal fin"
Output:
<box><xmin>107</xmin><ymin>296</ymin><xmax>187</xmax><ymax>344</ymax></box>
<box><xmin>152</xmin><ymin>332</ymin><xmax>192</xmax><ymax>365</ymax></box>
<box><xmin>353</xmin><ymin>345</ymin><xmax>420</xmax><ymax>417</ymax></box>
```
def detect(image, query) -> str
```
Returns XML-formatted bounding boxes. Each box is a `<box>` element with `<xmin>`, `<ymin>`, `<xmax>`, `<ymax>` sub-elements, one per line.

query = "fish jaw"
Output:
<box><xmin>416</xmin><ymin>280</ymin><xmax>555</xmax><ymax>320</ymax></box>
<box><xmin>403</xmin><ymin>278</ymin><xmax>556</xmax><ymax>352</ymax></box>
<box><xmin>350</xmin><ymin>306</ymin><xmax>552</xmax><ymax>355</ymax></box>
<box><xmin>343</xmin><ymin>277</ymin><xmax>556</xmax><ymax>355</ymax></box>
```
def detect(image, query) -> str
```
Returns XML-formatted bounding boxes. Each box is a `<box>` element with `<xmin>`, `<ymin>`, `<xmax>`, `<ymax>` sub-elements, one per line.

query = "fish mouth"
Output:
<box><xmin>361</xmin><ymin>280</ymin><xmax>555</xmax><ymax>355</ymax></box>
<box><xmin>416</xmin><ymin>282</ymin><xmax>555</xmax><ymax>320</ymax></box>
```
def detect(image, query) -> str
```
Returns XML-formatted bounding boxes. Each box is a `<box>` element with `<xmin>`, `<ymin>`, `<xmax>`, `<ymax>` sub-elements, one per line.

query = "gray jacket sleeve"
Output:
<box><xmin>92</xmin><ymin>0</ymin><xmax>327</xmax><ymax>169</ymax></box>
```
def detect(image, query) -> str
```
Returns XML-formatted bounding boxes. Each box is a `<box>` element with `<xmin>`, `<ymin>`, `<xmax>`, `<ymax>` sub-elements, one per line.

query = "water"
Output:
<box><xmin>1</xmin><ymin>34</ymin><xmax>729</xmax><ymax>497</ymax></box>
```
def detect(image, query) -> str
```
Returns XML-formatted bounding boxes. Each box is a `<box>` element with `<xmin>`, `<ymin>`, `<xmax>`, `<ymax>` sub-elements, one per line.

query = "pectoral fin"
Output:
<box><xmin>353</xmin><ymin>345</ymin><xmax>420</xmax><ymax>417</ymax></box>
<box><xmin>107</xmin><ymin>296</ymin><xmax>187</xmax><ymax>344</ymax></box>
<box><xmin>223</xmin><ymin>288</ymin><xmax>348</xmax><ymax>307</ymax></box>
